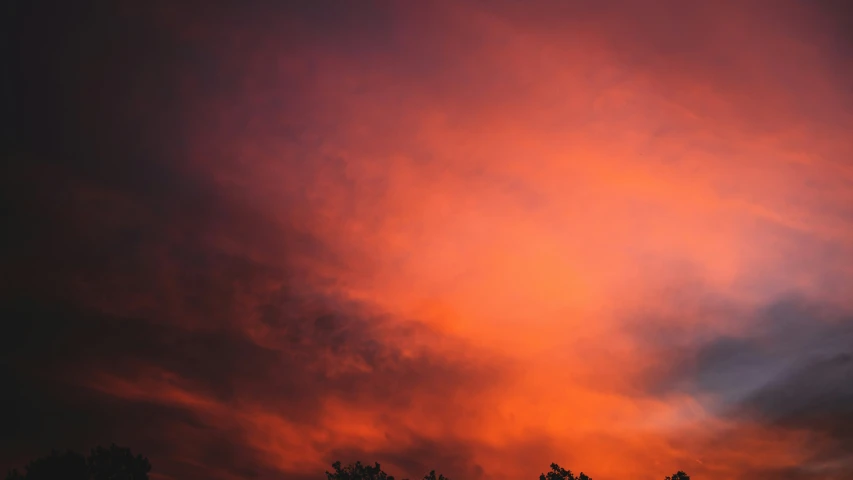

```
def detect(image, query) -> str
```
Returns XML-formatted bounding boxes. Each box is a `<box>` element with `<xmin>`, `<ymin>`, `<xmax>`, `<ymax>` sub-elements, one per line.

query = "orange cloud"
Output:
<box><xmin>4</xmin><ymin>1</ymin><xmax>853</xmax><ymax>479</ymax></box>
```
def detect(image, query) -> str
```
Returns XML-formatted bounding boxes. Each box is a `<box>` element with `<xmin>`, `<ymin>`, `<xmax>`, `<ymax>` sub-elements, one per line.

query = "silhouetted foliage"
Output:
<box><xmin>5</xmin><ymin>445</ymin><xmax>150</xmax><ymax>480</ymax></box>
<box><xmin>420</xmin><ymin>471</ymin><xmax>449</xmax><ymax>480</ymax></box>
<box><xmin>326</xmin><ymin>461</ymin><xmax>398</xmax><ymax>480</ymax></box>
<box><xmin>88</xmin><ymin>445</ymin><xmax>150</xmax><ymax>480</ymax></box>
<box><xmin>326</xmin><ymin>462</ymin><xmax>451</xmax><ymax>480</ymax></box>
<box><xmin>540</xmin><ymin>463</ymin><xmax>592</xmax><ymax>480</ymax></box>
<box><xmin>326</xmin><ymin>461</ymin><xmax>690</xmax><ymax>480</ymax></box>
<box><xmin>4</xmin><ymin>450</ymin><xmax>87</xmax><ymax>480</ymax></box>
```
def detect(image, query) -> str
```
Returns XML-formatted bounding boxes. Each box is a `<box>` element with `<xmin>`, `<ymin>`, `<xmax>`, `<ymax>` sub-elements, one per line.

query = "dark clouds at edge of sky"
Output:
<box><xmin>3</xmin><ymin>2</ymin><xmax>508</xmax><ymax>478</ymax></box>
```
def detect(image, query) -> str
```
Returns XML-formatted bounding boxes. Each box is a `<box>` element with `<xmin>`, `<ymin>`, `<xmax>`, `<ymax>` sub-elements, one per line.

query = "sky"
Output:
<box><xmin>3</xmin><ymin>1</ymin><xmax>853</xmax><ymax>479</ymax></box>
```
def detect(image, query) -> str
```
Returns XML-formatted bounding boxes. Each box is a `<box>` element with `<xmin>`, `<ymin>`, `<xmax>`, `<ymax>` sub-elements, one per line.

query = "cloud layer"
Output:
<box><xmin>4</xmin><ymin>1</ymin><xmax>853</xmax><ymax>479</ymax></box>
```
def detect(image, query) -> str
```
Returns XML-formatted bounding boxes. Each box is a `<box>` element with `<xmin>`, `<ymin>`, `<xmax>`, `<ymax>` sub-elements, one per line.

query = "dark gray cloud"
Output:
<box><xmin>633</xmin><ymin>295</ymin><xmax>853</xmax><ymax>477</ymax></box>
<box><xmin>641</xmin><ymin>296</ymin><xmax>853</xmax><ymax>398</ymax></box>
<box><xmin>738</xmin><ymin>352</ymin><xmax>853</xmax><ymax>460</ymax></box>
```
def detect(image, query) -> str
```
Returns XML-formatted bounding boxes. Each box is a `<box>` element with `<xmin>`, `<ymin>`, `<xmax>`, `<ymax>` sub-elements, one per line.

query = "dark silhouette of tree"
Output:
<box><xmin>326</xmin><ymin>461</ymin><xmax>398</xmax><ymax>480</ymax></box>
<box><xmin>5</xmin><ymin>450</ymin><xmax>88</xmax><ymax>480</ymax></box>
<box><xmin>6</xmin><ymin>450</ymin><xmax>691</xmax><ymax>480</ymax></box>
<box><xmin>88</xmin><ymin>445</ymin><xmax>150</xmax><ymax>480</ymax></box>
<box><xmin>4</xmin><ymin>445</ymin><xmax>150</xmax><ymax>480</ymax></box>
<box><xmin>326</xmin><ymin>462</ymin><xmax>451</xmax><ymax>480</ymax></box>
<box><xmin>540</xmin><ymin>463</ymin><xmax>592</xmax><ymax>480</ymax></box>
<box><xmin>420</xmin><ymin>471</ymin><xmax>449</xmax><ymax>480</ymax></box>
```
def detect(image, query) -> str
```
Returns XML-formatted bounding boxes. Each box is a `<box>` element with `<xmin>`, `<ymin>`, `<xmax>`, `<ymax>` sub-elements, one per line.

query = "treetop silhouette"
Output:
<box><xmin>326</xmin><ymin>461</ymin><xmax>398</xmax><ymax>480</ymax></box>
<box><xmin>325</xmin><ymin>461</ymin><xmax>451</xmax><ymax>480</ymax></box>
<box><xmin>8</xmin><ymin>447</ymin><xmax>689</xmax><ymax>479</ymax></box>
<box><xmin>539</xmin><ymin>462</ymin><xmax>592</xmax><ymax>480</ymax></box>
<box><xmin>5</xmin><ymin>444</ymin><xmax>150</xmax><ymax>480</ymax></box>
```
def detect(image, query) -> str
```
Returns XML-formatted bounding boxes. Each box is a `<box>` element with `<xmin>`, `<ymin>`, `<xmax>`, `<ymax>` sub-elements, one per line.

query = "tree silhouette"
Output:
<box><xmin>88</xmin><ymin>445</ymin><xmax>150</xmax><ymax>480</ymax></box>
<box><xmin>326</xmin><ymin>462</ymin><xmax>451</xmax><ymax>480</ymax></box>
<box><xmin>326</xmin><ymin>461</ymin><xmax>398</xmax><ymax>480</ymax></box>
<box><xmin>539</xmin><ymin>463</ymin><xmax>592</xmax><ymax>480</ymax></box>
<box><xmin>5</xmin><ymin>450</ymin><xmax>88</xmax><ymax>480</ymax></box>
<box><xmin>6</xmin><ymin>451</ymin><xmax>687</xmax><ymax>480</ymax></box>
<box><xmin>420</xmin><ymin>471</ymin><xmax>449</xmax><ymax>480</ymax></box>
<box><xmin>4</xmin><ymin>445</ymin><xmax>150</xmax><ymax>480</ymax></box>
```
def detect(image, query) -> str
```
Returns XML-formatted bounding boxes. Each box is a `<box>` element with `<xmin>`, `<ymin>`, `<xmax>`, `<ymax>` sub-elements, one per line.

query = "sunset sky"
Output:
<box><xmin>4</xmin><ymin>1</ymin><xmax>853</xmax><ymax>479</ymax></box>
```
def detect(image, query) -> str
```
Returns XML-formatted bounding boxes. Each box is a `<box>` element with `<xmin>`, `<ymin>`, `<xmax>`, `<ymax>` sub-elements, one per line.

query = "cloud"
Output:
<box><xmin>627</xmin><ymin>294</ymin><xmax>853</xmax><ymax>477</ymax></box>
<box><xmin>0</xmin><ymin>293</ymin><xmax>505</xmax><ymax>477</ymax></box>
<box><xmin>5</xmin><ymin>1</ymin><xmax>853</xmax><ymax>479</ymax></box>
<box><xmin>738</xmin><ymin>353</ymin><xmax>853</xmax><ymax>470</ymax></box>
<box><xmin>4</xmin><ymin>5</ymin><xmax>511</xmax><ymax>478</ymax></box>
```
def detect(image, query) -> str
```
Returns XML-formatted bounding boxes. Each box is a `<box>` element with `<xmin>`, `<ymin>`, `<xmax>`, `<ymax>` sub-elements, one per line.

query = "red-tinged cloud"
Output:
<box><xmin>4</xmin><ymin>1</ymin><xmax>853</xmax><ymax>479</ymax></box>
